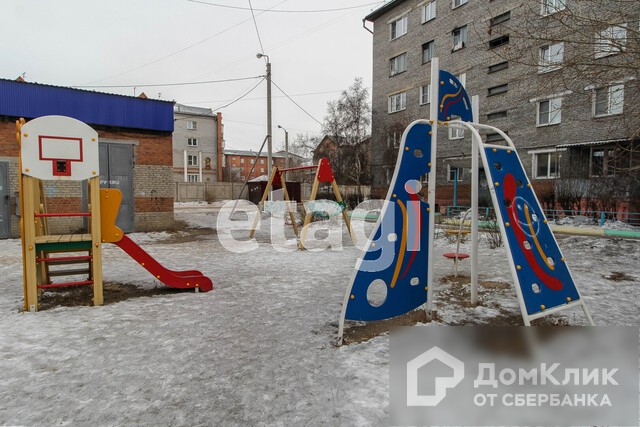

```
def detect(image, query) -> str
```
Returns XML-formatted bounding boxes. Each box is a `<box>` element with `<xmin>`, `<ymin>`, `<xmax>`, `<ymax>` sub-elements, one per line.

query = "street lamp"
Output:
<box><xmin>256</xmin><ymin>53</ymin><xmax>272</xmax><ymax>182</ymax></box>
<box><xmin>277</xmin><ymin>124</ymin><xmax>289</xmax><ymax>170</ymax></box>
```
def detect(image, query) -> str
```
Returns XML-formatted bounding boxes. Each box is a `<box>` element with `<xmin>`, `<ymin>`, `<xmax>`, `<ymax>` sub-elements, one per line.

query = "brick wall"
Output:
<box><xmin>0</xmin><ymin>119</ymin><xmax>175</xmax><ymax>238</ymax></box>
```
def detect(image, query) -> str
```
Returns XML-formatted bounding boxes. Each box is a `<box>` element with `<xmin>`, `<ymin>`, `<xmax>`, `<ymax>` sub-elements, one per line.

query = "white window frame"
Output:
<box><xmin>240</xmin><ymin>158</ymin><xmax>245</xmax><ymax>164</ymax></box>
<box><xmin>531</xmin><ymin>149</ymin><xmax>560</xmax><ymax>179</ymax></box>
<box><xmin>447</xmin><ymin>165</ymin><xmax>464</xmax><ymax>181</ymax></box>
<box><xmin>422</xmin><ymin>0</ymin><xmax>436</xmax><ymax>23</ymax></box>
<box><xmin>537</xmin><ymin>97</ymin><xmax>562</xmax><ymax>126</ymax></box>
<box><xmin>187</xmin><ymin>120</ymin><xmax>197</xmax><ymax>130</ymax></box>
<box><xmin>593</xmin><ymin>84</ymin><xmax>625</xmax><ymax>117</ymax></box>
<box><xmin>187</xmin><ymin>155</ymin><xmax>198</xmax><ymax>166</ymax></box>
<box><xmin>187</xmin><ymin>174</ymin><xmax>200</xmax><ymax>182</ymax></box>
<box><xmin>449</xmin><ymin>115</ymin><xmax>464</xmax><ymax>139</ymax></box>
<box><xmin>260</xmin><ymin>159</ymin><xmax>265</xmax><ymax>164</ymax></box>
<box><xmin>422</xmin><ymin>40</ymin><xmax>435</xmax><ymax>63</ymax></box>
<box><xmin>420</xmin><ymin>84</ymin><xmax>431</xmax><ymax>105</ymax></box>
<box><xmin>595</xmin><ymin>24</ymin><xmax>627</xmax><ymax>59</ymax></box>
<box><xmin>387</xmin><ymin>131</ymin><xmax>401</xmax><ymax>148</ymax></box>
<box><xmin>390</xmin><ymin>53</ymin><xmax>407</xmax><ymax>77</ymax></box>
<box><xmin>187</xmin><ymin>137</ymin><xmax>198</xmax><ymax>147</ymax></box>
<box><xmin>388</xmin><ymin>92</ymin><xmax>407</xmax><ymax>113</ymax></box>
<box><xmin>452</xmin><ymin>26</ymin><xmax>467</xmax><ymax>51</ymax></box>
<box><xmin>541</xmin><ymin>0</ymin><xmax>565</xmax><ymax>16</ymax></box>
<box><xmin>539</xmin><ymin>42</ymin><xmax>564</xmax><ymax>73</ymax></box>
<box><xmin>452</xmin><ymin>0</ymin><xmax>468</xmax><ymax>9</ymax></box>
<box><xmin>390</xmin><ymin>15</ymin><xmax>408</xmax><ymax>40</ymax></box>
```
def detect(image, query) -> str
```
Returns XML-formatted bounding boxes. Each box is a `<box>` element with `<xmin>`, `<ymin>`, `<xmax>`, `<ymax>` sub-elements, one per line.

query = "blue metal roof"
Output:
<box><xmin>0</xmin><ymin>79</ymin><xmax>174</xmax><ymax>132</ymax></box>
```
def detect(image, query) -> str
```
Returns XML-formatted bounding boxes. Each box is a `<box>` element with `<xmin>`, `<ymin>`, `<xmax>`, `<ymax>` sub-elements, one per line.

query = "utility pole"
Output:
<box><xmin>257</xmin><ymin>53</ymin><xmax>272</xmax><ymax>199</ymax></box>
<box><xmin>278</xmin><ymin>125</ymin><xmax>289</xmax><ymax>169</ymax></box>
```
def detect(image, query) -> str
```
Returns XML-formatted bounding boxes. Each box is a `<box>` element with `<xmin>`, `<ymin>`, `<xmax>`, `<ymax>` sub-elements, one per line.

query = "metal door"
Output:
<box><xmin>0</xmin><ymin>162</ymin><xmax>9</xmax><ymax>238</ymax></box>
<box><xmin>99</xmin><ymin>143</ymin><xmax>134</xmax><ymax>232</ymax></box>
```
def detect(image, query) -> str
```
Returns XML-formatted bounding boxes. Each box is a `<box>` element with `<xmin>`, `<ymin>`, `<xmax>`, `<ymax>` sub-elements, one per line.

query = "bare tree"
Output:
<box><xmin>321</xmin><ymin>78</ymin><xmax>372</xmax><ymax>187</ymax></box>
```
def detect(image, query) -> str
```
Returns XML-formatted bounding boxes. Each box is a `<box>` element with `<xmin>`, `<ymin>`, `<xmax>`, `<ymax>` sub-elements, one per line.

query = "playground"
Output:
<box><xmin>0</xmin><ymin>203</ymin><xmax>638</xmax><ymax>424</ymax></box>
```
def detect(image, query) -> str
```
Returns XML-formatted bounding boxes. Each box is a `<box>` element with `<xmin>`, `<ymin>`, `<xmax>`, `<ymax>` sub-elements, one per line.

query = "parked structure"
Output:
<box><xmin>0</xmin><ymin>78</ymin><xmax>175</xmax><ymax>238</ymax></box>
<box><xmin>364</xmin><ymin>0</ymin><xmax>639</xmax><ymax>212</ymax></box>
<box><xmin>172</xmin><ymin>103</ymin><xmax>224</xmax><ymax>184</ymax></box>
<box><xmin>223</xmin><ymin>149</ymin><xmax>305</xmax><ymax>182</ymax></box>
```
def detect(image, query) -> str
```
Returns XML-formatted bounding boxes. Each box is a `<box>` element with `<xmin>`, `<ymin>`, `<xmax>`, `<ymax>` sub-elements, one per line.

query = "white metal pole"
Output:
<box><xmin>183</xmin><ymin>150</ymin><xmax>188</xmax><ymax>182</ymax></box>
<box><xmin>198</xmin><ymin>151</ymin><xmax>203</xmax><ymax>182</ymax></box>
<box><xmin>471</xmin><ymin>95</ymin><xmax>480</xmax><ymax>305</ymax></box>
<box><xmin>426</xmin><ymin>58</ymin><xmax>439</xmax><ymax>313</ymax></box>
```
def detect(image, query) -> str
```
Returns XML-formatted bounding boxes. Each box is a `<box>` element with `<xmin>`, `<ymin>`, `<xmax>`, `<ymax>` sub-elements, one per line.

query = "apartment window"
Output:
<box><xmin>388</xmin><ymin>92</ymin><xmax>407</xmax><ymax>113</ymax></box>
<box><xmin>591</xmin><ymin>148</ymin><xmax>615</xmax><ymax>176</ymax></box>
<box><xmin>187</xmin><ymin>174</ymin><xmax>200</xmax><ymax>182</ymax></box>
<box><xmin>537</xmin><ymin>97</ymin><xmax>562</xmax><ymax>126</ymax></box>
<box><xmin>489</xmin><ymin>35</ymin><xmax>510</xmax><ymax>48</ymax></box>
<box><xmin>187</xmin><ymin>138</ymin><xmax>198</xmax><ymax>147</ymax></box>
<box><xmin>449</xmin><ymin>115</ymin><xmax>464</xmax><ymax>139</ymax></box>
<box><xmin>488</xmin><ymin>61</ymin><xmax>508</xmax><ymax>73</ymax></box>
<box><xmin>490</xmin><ymin>11</ymin><xmax>510</xmax><ymax>27</ymax></box>
<box><xmin>250</xmin><ymin>159</ymin><xmax>255</xmax><ymax>164</ymax></box>
<box><xmin>594</xmin><ymin>84</ymin><xmax>624</xmax><ymax>117</ymax></box>
<box><xmin>486</xmin><ymin>132</ymin><xmax>506</xmax><ymax>143</ymax></box>
<box><xmin>452</xmin><ymin>0</ymin><xmax>468</xmax><ymax>9</ymax></box>
<box><xmin>420</xmin><ymin>84</ymin><xmax>431</xmax><ymax>105</ymax></box>
<box><xmin>422</xmin><ymin>41</ymin><xmax>435</xmax><ymax>63</ymax></box>
<box><xmin>539</xmin><ymin>42</ymin><xmax>564</xmax><ymax>72</ymax></box>
<box><xmin>422</xmin><ymin>0</ymin><xmax>436</xmax><ymax>23</ymax></box>
<box><xmin>260</xmin><ymin>159</ymin><xmax>265</xmax><ymax>164</ymax></box>
<box><xmin>533</xmin><ymin>151</ymin><xmax>559</xmax><ymax>179</ymax></box>
<box><xmin>390</xmin><ymin>53</ymin><xmax>407</xmax><ymax>76</ymax></box>
<box><xmin>240</xmin><ymin>158</ymin><xmax>245</xmax><ymax>164</ymax></box>
<box><xmin>390</xmin><ymin>15</ymin><xmax>408</xmax><ymax>40</ymax></box>
<box><xmin>187</xmin><ymin>155</ymin><xmax>198</xmax><ymax>166</ymax></box>
<box><xmin>452</xmin><ymin>26</ymin><xmax>467</xmax><ymax>50</ymax></box>
<box><xmin>542</xmin><ymin>0</ymin><xmax>565</xmax><ymax>16</ymax></box>
<box><xmin>387</xmin><ymin>131</ymin><xmax>401</xmax><ymax>148</ymax></box>
<box><xmin>488</xmin><ymin>84</ymin><xmax>508</xmax><ymax>96</ymax></box>
<box><xmin>448</xmin><ymin>165</ymin><xmax>464</xmax><ymax>181</ymax></box>
<box><xmin>187</xmin><ymin>121</ymin><xmax>197</xmax><ymax>130</ymax></box>
<box><xmin>487</xmin><ymin>110</ymin><xmax>508</xmax><ymax>120</ymax></box>
<box><xmin>260</xmin><ymin>168</ymin><xmax>265</xmax><ymax>173</ymax></box>
<box><xmin>595</xmin><ymin>24</ymin><xmax>627</xmax><ymax>58</ymax></box>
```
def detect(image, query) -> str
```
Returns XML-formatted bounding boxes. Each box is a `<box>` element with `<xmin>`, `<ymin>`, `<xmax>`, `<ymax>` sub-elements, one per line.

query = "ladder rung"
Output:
<box><xmin>37</xmin><ymin>280</ymin><xmax>93</xmax><ymax>289</ymax></box>
<box><xmin>47</xmin><ymin>269</ymin><xmax>91</xmax><ymax>277</ymax></box>
<box><xmin>37</xmin><ymin>255</ymin><xmax>92</xmax><ymax>264</ymax></box>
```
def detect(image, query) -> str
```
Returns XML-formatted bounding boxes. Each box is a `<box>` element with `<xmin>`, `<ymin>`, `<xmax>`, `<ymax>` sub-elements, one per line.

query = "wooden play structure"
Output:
<box><xmin>249</xmin><ymin>157</ymin><xmax>355</xmax><ymax>248</ymax></box>
<box><xmin>17</xmin><ymin>116</ymin><xmax>104</xmax><ymax>312</ymax></box>
<box><xmin>17</xmin><ymin>115</ymin><xmax>212</xmax><ymax>312</ymax></box>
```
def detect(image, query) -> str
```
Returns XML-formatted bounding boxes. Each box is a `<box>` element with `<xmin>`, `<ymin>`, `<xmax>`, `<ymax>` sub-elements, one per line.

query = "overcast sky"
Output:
<box><xmin>2</xmin><ymin>0</ymin><xmax>384</xmax><ymax>152</ymax></box>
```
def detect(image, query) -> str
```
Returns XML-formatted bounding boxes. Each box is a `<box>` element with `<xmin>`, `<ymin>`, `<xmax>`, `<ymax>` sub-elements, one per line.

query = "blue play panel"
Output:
<box><xmin>483</xmin><ymin>146</ymin><xmax>581</xmax><ymax>315</ymax></box>
<box><xmin>344</xmin><ymin>121</ymin><xmax>433</xmax><ymax>321</ymax></box>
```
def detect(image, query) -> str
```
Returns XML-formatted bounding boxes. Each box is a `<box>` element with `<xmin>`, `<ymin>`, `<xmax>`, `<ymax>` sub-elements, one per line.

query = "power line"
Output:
<box><xmin>72</xmin><ymin>75</ymin><xmax>264</xmax><ymax>89</ymax></box>
<box><xmin>212</xmin><ymin>77</ymin><xmax>266</xmax><ymax>111</ymax></box>
<box><xmin>187</xmin><ymin>0</ymin><xmax>384</xmax><ymax>13</ymax></box>
<box><xmin>80</xmin><ymin>1</ymin><xmax>287</xmax><ymax>85</ymax></box>
<box><xmin>248</xmin><ymin>0</ymin><xmax>265</xmax><ymax>55</ymax></box>
<box><xmin>184</xmin><ymin>89</ymin><xmax>346</xmax><ymax>104</ymax></box>
<box><xmin>272</xmin><ymin>80</ymin><xmax>323</xmax><ymax>126</ymax></box>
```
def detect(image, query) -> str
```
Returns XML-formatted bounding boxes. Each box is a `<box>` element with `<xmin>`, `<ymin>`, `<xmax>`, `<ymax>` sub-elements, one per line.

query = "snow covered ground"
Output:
<box><xmin>0</xmin><ymin>203</ymin><xmax>638</xmax><ymax>425</ymax></box>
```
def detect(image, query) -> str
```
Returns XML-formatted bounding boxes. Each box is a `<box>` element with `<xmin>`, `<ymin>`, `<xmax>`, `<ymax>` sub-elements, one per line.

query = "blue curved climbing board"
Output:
<box><xmin>340</xmin><ymin>120</ymin><xmax>433</xmax><ymax>323</ymax></box>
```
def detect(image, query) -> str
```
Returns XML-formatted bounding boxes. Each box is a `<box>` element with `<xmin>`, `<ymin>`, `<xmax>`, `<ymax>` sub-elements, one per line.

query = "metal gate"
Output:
<box><xmin>99</xmin><ymin>143</ymin><xmax>134</xmax><ymax>232</ymax></box>
<box><xmin>0</xmin><ymin>162</ymin><xmax>9</xmax><ymax>239</ymax></box>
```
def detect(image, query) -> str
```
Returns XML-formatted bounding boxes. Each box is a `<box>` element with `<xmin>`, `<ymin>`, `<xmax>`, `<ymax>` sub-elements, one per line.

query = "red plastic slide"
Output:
<box><xmin>113</xmin><ymin>235</ymin><xmax>213</xmax><ymax>292</ymax></box>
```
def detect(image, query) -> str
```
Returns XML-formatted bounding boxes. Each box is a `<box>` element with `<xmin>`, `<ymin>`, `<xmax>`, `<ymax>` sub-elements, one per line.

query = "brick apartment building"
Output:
<box><xmin>364</xmin><ymin>0</ymin><xmax>639</xmax><ymax>211</ymax></box>
<box><xmin>223</xmin><ymin>149</ymin><xmax>305</xmax><ymax>182</ymax></box>
<box><xmin>0</xmin><ymin>78</ymin><xmax>175</xmax><ymax>238</ymax></box>
<box><xmin>172</xmin><ymin>103</ymin><xmax>224</xmax><ymax>183</ymax></box>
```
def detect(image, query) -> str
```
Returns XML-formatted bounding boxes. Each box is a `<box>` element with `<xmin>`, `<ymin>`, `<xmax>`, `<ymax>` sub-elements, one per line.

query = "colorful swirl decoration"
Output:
<box><xmin>438</xmin><ymin>70</ymin><xmax>473</xmax><ymax>123</ymax></box>
<box><xmin>483</xmin><ymin>146</ymin><xmax>580</xmax><ymax>315</ymax></box>
<box><xmin>342</xmin><ymin>120</ymin><xmax>433</xmax><ymax>321</ymax></box>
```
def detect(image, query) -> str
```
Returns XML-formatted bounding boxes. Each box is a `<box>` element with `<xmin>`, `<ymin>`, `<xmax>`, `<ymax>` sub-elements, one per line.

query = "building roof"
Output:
<box><xmin>174</xmin><ymin>103</ymin><xmax>214</xmax><ymax>117</ymax></box>
<box><xmin>0</xmin><ymin>78</ymin><xmax>174</xmax><ymax>132</ymax></box>
<box><xmin>223</xmin><ymin>148</ymin><xmax>300</xmax><ymax>159</ymax></box>
<box><xmin>364</xmin><ymin>0</ymin><xmax>409</xmax><ymax>21</ymax></box>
